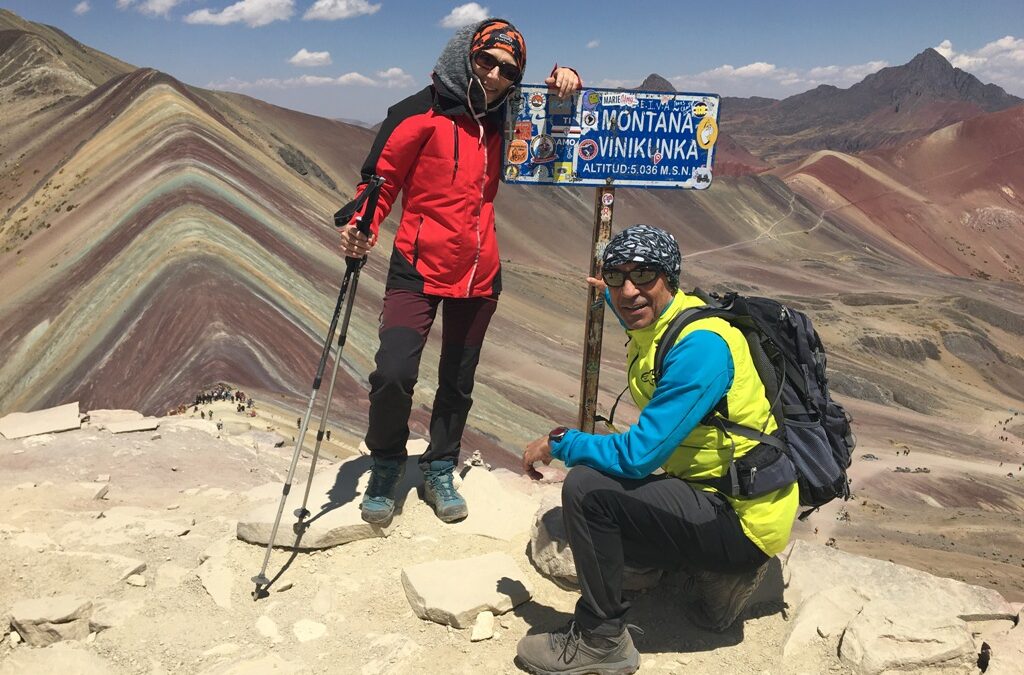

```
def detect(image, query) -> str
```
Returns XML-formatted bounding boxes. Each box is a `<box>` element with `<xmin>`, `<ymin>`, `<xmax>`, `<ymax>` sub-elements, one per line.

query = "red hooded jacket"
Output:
<box><xmin>351</xmin><ymin>83</ymin><xmax>505</xmax><ymax>298</ymax></box>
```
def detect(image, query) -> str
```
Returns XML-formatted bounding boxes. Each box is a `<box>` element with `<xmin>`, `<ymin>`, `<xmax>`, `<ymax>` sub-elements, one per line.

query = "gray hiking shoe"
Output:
<box><xmin>360</xmin><ymin>458</ymin><xmax>405</xmax><ymax>525</ymax></box>
<box><xmin>688</xmin><ymin>558</ymin><xmax>771</xmax><ymax>632</ymax></box>
<box><xmin>515</xmin><ymin>621</ymin><xmax>640</xmax><ymax>675</ymax></box>
<box><xmin>421</xmin><ymin>460</ymin><xmax>468</xmax><ymax>522</ymax></box>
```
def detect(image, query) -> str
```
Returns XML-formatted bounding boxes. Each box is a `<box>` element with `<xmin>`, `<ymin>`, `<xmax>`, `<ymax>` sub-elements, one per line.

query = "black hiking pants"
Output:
<box><xmin>364</xmin><ymin>288</ymin><xmax>497</xmax><ymax>465</ymax></box>
<box><xmin>562</xmin><ymin>465</ymin><xmax>768</xmax><ymax>636</ymax></box>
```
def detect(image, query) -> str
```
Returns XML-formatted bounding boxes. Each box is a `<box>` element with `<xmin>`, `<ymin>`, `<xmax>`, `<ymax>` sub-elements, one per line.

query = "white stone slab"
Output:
<box><xmin>85</xmin><ymin>409</ymin><xmax>143</xmax><ymax>429</ymax></box>
<box><xmin>0</xmin><ymin>402</ymin><xmax>80</xmax><ymax>439</ymax></box>
<box><xmin>401</xmin><ymin>552</ymin><xmax>532</xmax><ymax>628</ymax></box>
<box><xmin>839</xmin><ymin>600</ymin><xmax>976</xmax><ymax>674</ymax></box>
<box><xmin>783</xmin><ymin>539</ymin><xmax>1015</xmax><ymax>620</ymax></box>
<box><xmin>236</xmin><ymin>456</ymin><xmax>411</xmax><ymax>549</ymax></box>
<box><xmin>107</xmin><ymin>418</ymin><xmax>160</xmax><ymax>434</ymax></box>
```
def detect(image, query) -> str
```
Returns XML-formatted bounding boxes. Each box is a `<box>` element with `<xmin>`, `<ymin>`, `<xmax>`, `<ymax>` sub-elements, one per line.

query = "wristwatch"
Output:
<box><xmin>548</xmin><ymin>426</ymin><xmax>570</xmax><ymax>444</ymax></box>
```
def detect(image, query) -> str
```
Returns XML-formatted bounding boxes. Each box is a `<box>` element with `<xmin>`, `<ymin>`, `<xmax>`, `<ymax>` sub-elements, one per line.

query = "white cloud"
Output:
<box><xmin>934</xmin><ymin>36</ymin><xmax>1024</xmax><ymax>95</ymax></box>
<box><xmin>586</xmin><ymin>39</ymin><xmax>599</xmax><ymax>49</ymax></box>
<box><xmin>116</xmin><ymin>0</ymin><xmax>187</xmax><ymax>16</ymax></box>
<box><xmin>440</xmin><ymin>3</ymin><xmax>488</xmax><ymax>28</ymax></box>
<box><xmin>208</xmin><ymin>66</ymin><xmax>417</xmax><ymax>90</ymax></box>
<box><xmin>377</xmin><ymin>67</ymin><xmax>414</xmax><ymax>88</ymax></box>
<box><xmin>666</xmin><ymin>58</ymin><xmax>890</xmax><ymax>98</ymax></box>
<box><xmin>303</xmin><ymin>0</ymin><xmax>381</xmax><ymax>21</ymax></box>
<box><xmin>289</xmin><ymin>48</ymin><xmax>332</xmax><ymax>67</ymax></box>
<box><xmin>73</xmin><ymin>1</ymin><xmax>91</xmax><ymax>15</ymax></box>
<box><xmin>185</xmin><ymin>0</ymin><xmax>294</xmax><ymax>27</ymax></box>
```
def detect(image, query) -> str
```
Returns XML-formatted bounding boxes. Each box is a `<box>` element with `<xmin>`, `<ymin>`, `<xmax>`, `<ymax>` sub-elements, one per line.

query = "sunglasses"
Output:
<box><xmin>602</xmin><ymin>267</ymin><xmax>660</xmax><ymax>288</ymax></box>
<box><xmin>473</xmin><ymin>51</ymin><xmax>521</xmax><ymax>82</ymax></box>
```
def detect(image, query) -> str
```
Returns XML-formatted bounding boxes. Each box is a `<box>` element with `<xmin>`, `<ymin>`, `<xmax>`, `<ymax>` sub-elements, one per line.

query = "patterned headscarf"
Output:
<box><xmin>603</xmin><ymin>225</ymin><xmax>682</xmax><ymax>290</ymax></box>
<box><xmin>470</xmin><ymin>20</ymin><xmax>526</xmax><ymax>73</ymax></box>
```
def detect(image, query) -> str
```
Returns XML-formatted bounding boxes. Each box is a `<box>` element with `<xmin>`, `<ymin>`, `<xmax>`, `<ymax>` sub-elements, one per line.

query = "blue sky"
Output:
<box><xmin>4</xmin><ymin>1</ymin><xmax>1023</xmax><ymax>123</ymax></box>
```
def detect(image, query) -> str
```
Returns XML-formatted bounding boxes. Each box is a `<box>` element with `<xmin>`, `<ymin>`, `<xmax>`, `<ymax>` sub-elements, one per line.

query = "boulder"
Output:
<box><xmin>9</xmin><ymin>595</ymin><xmax>92</xmax><ymax>646</ymax></box>
<box><xmin>839</xmin><ymin>601</ymin><xmax>976</xmax><ymax>674</ymax></box>
<box><xmin>783</xmin><ymin>539</ymin><xmax>1015</xmax><ymax>620</ymax></box>
<box><xmin>528</xmin><ymin>492</ymin><xmax>662</xmax><ymax>591</ymax></box>
<box><xmin>0</xmin><ymin>402</ymin><xmax>80</xmax><ymax>439</ymax></box>
<box><xmin>984</xmin><ymin>608</ymin><xmax>1024</xmax><ymax>675</ymax></box>
<box><xmin>401</xmin><ymin>552</ymin><xmax>532</xmax><ymax>628</ymax></box>
<box><xmin>783</xmin><ymin>585</ymin><xmax>870</xmax><ymax>661</ymax></box>
<box><xmin>236</xmin><ymin>457</ymin><xmax>413</xmax><ymax>549</ymax></box>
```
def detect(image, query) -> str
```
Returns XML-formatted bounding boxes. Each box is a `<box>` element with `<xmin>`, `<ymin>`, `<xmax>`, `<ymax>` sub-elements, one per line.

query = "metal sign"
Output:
<box><xmin>502</xmin><ymin>85</ymin><xmax>720</xmax><ymax>189</ymax></box>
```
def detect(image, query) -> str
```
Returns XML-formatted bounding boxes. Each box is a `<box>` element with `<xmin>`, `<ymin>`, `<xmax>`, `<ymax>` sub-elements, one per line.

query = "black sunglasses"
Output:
<box><xmin>473</xmin><ymin>51</ymin><xmax>521</xmax><ymax>82</ymax></box>
<box><xmin>602</xmin><ymin>267</ymin><xmax>660</xmax><ymax>288</ymax></box>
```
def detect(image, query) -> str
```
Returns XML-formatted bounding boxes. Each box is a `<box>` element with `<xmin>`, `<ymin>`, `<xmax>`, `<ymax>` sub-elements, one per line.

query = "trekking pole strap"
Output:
<box><xmin>334</xmin><ymin>175</ymin><xmax>386</xmax><ymax>269</ymax></box>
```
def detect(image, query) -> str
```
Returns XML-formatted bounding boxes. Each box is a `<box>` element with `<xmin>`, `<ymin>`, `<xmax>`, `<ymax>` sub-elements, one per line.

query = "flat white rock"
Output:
<box><xmin>0</xmin><ymin>402</ymin><xmax>81</xmax><ymax>439</ymax></box>
<box><xmin>401</xmin><ymin>552</ymin><xmax>532</xmax><ymax>628</ymax></box>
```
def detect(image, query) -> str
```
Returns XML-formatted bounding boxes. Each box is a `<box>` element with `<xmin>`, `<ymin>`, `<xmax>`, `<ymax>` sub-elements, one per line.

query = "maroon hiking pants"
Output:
<box><xmin>364</xmin><ymin>288</ymin><xmax>498</xmax><ymax>464</ymax></box>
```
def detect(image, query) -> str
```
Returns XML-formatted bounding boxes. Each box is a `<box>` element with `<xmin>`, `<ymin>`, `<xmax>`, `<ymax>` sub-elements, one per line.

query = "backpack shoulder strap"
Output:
<box><xmin>653</xmin><ymin>306</ymin><xmax>710</xmax><ymax>383</ymax></box>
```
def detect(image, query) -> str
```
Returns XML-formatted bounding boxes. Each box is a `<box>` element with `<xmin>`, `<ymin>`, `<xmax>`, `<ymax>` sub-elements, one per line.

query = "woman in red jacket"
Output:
<box><xmin>339</xmin><ymin>18</ymin><xmax>579</xmax><ymax>525</ymax></box>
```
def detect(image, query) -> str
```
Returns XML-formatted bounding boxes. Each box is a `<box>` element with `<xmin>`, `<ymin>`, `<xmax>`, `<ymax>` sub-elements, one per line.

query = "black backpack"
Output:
<box><xmin>653</xmin><ymin>289</ymin><xmax>856</xmax><ymax>517</ymax></box>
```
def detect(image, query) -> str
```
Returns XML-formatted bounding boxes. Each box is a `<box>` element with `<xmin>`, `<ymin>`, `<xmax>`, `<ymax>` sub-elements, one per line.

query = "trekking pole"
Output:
<box><xmin>251</xmin><ymin>176</ymin><xmax>385</xmax><ymax>598</ymax></box>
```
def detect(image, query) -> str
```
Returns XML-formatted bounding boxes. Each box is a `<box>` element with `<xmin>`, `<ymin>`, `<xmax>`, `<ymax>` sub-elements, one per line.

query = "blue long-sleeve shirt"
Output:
<box><xmin>550</xmin><ymin>330</ymin><xmax>733</xmax><ymax>479</ymax></box>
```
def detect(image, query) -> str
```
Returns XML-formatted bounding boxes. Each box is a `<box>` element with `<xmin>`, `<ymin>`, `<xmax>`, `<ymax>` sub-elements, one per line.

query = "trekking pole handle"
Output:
<box><xmin>353</xmin><ymin>175</ymin><xmax>385</xmax><ymax>238</ymax></box>
<box><xmin>333</xmin><ymin>175</ymin><xmax>385</xmax><ymax>265</ymax></box>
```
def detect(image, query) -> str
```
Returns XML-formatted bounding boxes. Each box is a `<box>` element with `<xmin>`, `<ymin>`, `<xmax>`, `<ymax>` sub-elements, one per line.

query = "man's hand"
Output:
<box><xmin>545</xmin><ymin>67</ymin><xmax>581</xmax><ymax>99</ymax></box>
<box><xmin>586</xmin><ymin>275</ymin><xmax>607</xmax><ymax>293</ymax></box>
<box><xmin>339</xmin><ymin>222</ymin><xmax>376</xmax><ymax>259</ymax></box>
<box><xmin>522</xmin><ymin>435</ymin><xmax>554</xmax><ymax>478</ymax></box>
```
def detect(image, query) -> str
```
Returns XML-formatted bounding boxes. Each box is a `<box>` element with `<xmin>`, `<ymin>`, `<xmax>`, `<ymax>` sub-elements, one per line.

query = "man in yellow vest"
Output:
<box><xmin>517</xmin><ymin>224</ymin><xmax>799</xmax><ymax>675</ymax></box>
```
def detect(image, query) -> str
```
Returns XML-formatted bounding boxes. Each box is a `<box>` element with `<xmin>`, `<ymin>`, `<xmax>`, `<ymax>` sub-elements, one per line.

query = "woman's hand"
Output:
<box><xmin>545</xmin><ymin>67</ymin><xmax>582</xmax><ymax>99</ymax></box>
<box><xmin>339</xmin><ymin>223</ymin><xmax>376</xmax><ymax>259</ymax></box>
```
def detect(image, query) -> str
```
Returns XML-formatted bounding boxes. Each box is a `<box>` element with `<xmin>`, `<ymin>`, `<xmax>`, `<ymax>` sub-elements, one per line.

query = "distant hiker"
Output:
<box><xmin>326</xmin><ymin>430</ymin><xmax>331</xmax><ymax>441</ymax></box>
<box><xmin>519</xmin><ymin>226</ymin><xmax>798</xmax><ymax>675</ymax></box>
<box><xmin>201</xmin><ymin>411</ymin><xmax>206</xmax><ymax>420</ymax></box>
<box><xmin>338</xmin><ymin>18</ymin><xmax>581</xmax><ymax>526</ymax></box>
<box><xmin>296</xmin><ymin>417</ymin><xmax>301</xmax><ymax>429</ymax></box>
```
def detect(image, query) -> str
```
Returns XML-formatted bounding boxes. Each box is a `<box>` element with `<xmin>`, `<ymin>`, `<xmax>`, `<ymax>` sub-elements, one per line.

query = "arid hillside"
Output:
<box><xmin>0</xmin><ymin>9</ymin><xmax>1023</xmax><ymax>608</ymax></box>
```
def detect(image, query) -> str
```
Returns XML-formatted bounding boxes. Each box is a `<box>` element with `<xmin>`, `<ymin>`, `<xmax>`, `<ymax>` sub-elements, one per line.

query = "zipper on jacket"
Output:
<box><xmin>464</xmin><ymin>117</ymin><xmax>486</xmax><ymax>297</ymax></box>
<box><xmin>412</xmin><ymin>215</ymin><xmax>424</xmax><ymax>267</ymax></box>
<box><xmin>451</xmin><ymin>119</ymin><xmax>460</xmax><ymax>181</ymax></box>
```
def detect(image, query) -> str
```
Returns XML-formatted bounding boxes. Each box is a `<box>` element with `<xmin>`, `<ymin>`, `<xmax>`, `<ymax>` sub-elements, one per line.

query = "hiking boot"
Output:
<box><xmin>360</xmin><ymin>458</ymin><xmax>405</xmax><ymax>525</ymax></box>
<box><xmin>687</xmin><ymin>558</ymin><xmax>770</xmax><ymax>632</ymax></box>
<box><xmin>515</xmin><ymin>621</ymin><xmax>640</xmax><ymax>675</ymax></box>
<box><xmin>420</xmin><ymin>460</ymin><xmax>468</xmax><ymax>522</ymax></box>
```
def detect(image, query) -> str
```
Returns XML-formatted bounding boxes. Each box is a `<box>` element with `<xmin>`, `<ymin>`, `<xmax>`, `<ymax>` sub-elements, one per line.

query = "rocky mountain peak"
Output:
<box><xmin>639</xmin><ymin>73</ymin><xmax>675</xmax><ymax>92</ymax></box>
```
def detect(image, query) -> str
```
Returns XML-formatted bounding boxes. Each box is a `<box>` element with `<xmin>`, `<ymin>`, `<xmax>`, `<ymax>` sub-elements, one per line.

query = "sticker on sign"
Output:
<box><xmin>503</xmin><ymin>85</ymin><xmax>720</xmax><ymax>188</ymax></box>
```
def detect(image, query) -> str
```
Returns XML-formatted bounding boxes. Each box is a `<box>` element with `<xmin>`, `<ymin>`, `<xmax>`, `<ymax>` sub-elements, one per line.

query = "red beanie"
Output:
<box><xmin>471</xmin><ymin>20</ymin><xmax>526</xmax><ymax>72</ymax></box>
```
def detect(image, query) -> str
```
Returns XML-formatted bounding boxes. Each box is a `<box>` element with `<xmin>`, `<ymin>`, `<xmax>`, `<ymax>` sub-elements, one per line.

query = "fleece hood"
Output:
<box><xmin>431</xmin><ymin>17</ymin><xmax>523</xmax><ymax>119</ymax></box>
